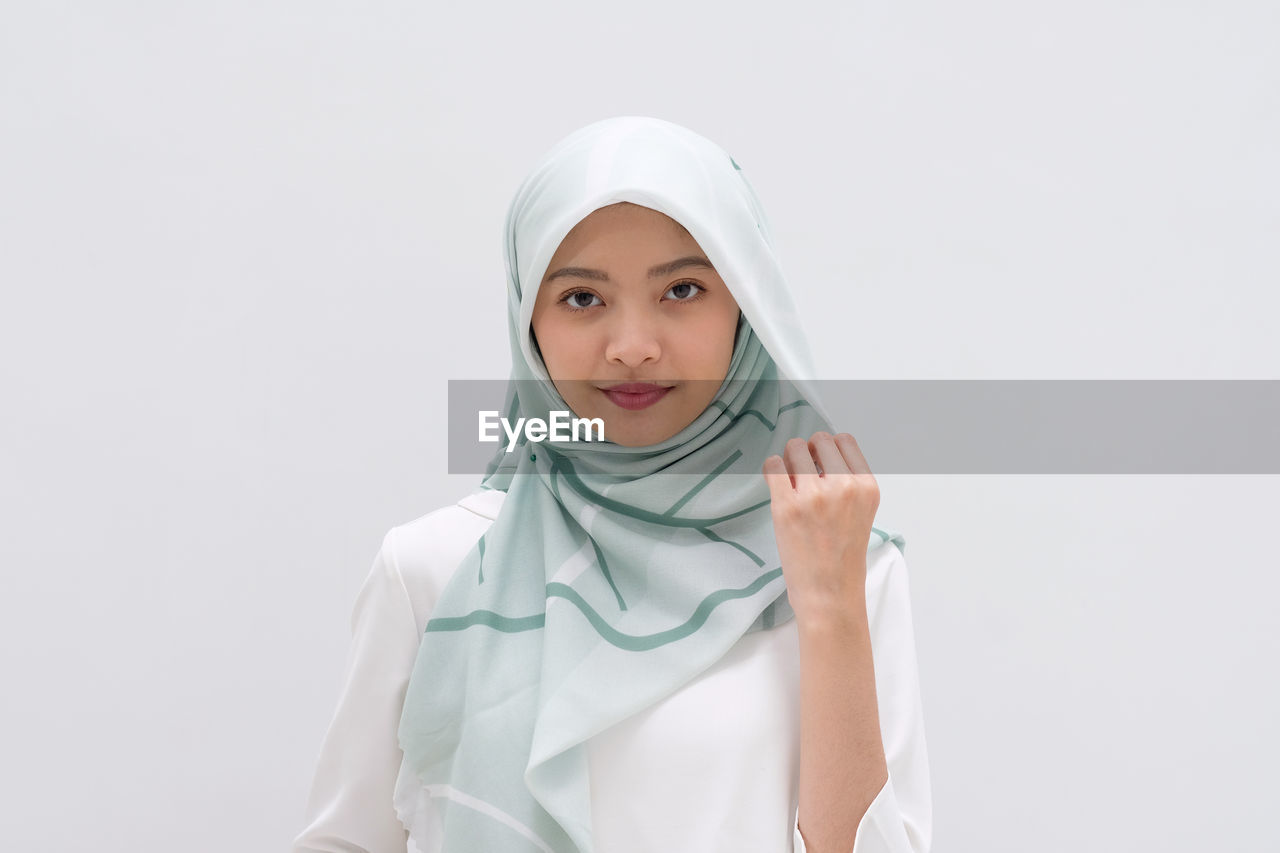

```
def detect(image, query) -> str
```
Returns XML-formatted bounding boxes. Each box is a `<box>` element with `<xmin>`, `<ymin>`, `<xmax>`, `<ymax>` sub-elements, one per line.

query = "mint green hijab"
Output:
<box><xmin>395</xmin><ymin>116</ymin><xmax>903</xmax><ymax>853</ymax></box>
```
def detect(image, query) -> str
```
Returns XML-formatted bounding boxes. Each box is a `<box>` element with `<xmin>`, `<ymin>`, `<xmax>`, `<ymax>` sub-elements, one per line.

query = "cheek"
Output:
<box><xmin>534</xmin><ymin>316</ymin><xmax>592</xmax><ymax>375</ymax></box>
<box><xmin>685</xmin><ymin>312</ymin><xmax>739</xmax><ymax>369</ymax></box>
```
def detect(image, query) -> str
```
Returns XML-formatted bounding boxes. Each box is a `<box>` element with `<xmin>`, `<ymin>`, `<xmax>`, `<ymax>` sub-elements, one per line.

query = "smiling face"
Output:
<box><xmin>530</xmin><ymin>202</ymin><xmax>742</xmax><ymax>447</ymax></box>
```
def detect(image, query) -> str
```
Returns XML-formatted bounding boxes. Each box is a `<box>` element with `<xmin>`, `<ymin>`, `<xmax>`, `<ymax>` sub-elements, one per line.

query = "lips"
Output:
<box><xmin>598</xmin><ymin>383</ymin><xmax>674</xmax><ymax>411</ymax></box>
<box><xmin>602</xmin><ymin>383</ymin><xmax>671</xmax><ymax>394</ymax></box>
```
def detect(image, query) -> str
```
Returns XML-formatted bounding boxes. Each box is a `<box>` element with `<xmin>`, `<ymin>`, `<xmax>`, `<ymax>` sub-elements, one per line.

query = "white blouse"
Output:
<box><xmin>291</xmin><ymin>487</ymin><xmax>932</xmax><ymax>853</ymax></box>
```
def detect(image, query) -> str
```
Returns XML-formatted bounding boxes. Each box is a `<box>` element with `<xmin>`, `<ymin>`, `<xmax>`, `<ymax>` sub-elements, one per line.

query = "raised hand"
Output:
<box><xmin>762</xmin><ymin>431</ymin><xmax>880</xmax><ymax>627</ymax></box>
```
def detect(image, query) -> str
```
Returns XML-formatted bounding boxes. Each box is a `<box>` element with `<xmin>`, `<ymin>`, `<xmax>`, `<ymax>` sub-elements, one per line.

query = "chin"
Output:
<box><xmin>608</xmin><ymin>426</ymin><xmax>683</xmax><ymax>448</ymax></box>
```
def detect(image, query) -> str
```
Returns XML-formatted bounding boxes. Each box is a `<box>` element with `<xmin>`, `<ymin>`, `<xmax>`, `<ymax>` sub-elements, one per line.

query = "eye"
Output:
<box><xmin>558</xmin><ymin>290</ymin><xmax>604</xmax><ymax>313</ymax></box>
<box><xmin>665</xmin><ymin>280</ymin><xmax>708</xmax><ymax>303</ymax></box>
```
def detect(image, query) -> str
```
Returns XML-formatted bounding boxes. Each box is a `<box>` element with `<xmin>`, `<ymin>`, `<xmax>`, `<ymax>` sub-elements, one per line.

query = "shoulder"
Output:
<box><xmin>381</xmin><ymin>487</ymin><xmax>508</xmax><ymax>633</ymax></box>
<box><xmin>863</xmin><ymin>528</ymin><xmax>917</xmax><ymax>632</ymax></box>
<box><xmin>869</xmin><ymin>531</ymin><xmax>906</xmax><ymax>575</ymax></box>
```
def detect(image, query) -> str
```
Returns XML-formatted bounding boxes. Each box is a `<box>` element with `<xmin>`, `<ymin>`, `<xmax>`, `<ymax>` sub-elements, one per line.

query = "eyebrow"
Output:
<box><xmin>544</xmin><ymin>255</ymin><xmax>716</xmax><ymax>284</ymax></box>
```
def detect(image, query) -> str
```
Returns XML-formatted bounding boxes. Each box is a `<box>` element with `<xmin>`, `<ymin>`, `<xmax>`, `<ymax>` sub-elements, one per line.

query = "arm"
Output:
<box><xmin>290</xmin><ymin>531</ymin><xmax>418</xmax><ymax>853</ymax></box>
<box><xmin>793</xmin><ymin>541</ymin><xmax>932</xmax><ymax>853</ymax></box>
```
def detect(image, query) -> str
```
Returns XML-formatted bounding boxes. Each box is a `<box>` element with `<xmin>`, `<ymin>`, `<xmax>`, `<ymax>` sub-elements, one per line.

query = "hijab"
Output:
<box><xmin>394</xmin><ymin>115</ymin><xmax>904</xmax><ymax>853</ymax></box>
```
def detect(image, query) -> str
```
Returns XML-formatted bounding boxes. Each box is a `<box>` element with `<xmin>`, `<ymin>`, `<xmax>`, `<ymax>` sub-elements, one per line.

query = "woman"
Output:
<box><xmin>291</xmin><ymin>116</ymin><xmax>931</xmax><ymax>853</ymax></box>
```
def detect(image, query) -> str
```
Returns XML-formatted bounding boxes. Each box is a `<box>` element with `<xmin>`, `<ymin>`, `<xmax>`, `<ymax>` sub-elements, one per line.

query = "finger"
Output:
<box><xmin>834</xmin><ymin>432</ymin><xmax>873</xmax><ymax>476</ymax></box>
<box><xmin>783</xmin><ymin>436</ymin><xmax>819</xmax><ymax>493</ymax></box>
<box><xmin>762</xmin><ymin>453</ymin><xmax>795</xmax><ymax>497</ymax></box>
<box><xmin>809</xmin><ymin>431</ymin><xmax>852</xmax><ymax>478</ymax></box>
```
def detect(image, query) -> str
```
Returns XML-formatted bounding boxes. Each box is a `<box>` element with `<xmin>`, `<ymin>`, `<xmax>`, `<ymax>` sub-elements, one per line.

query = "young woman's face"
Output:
<box><xmin>531</xmin><ymin>202</ymin><xmax>742</xmax><ymax>447</ymax></box>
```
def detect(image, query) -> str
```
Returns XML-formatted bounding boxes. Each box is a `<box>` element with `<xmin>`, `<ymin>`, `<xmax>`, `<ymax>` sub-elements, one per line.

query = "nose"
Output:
<box><xmin>603</xmin><ymin>310</ymin><xmax>662</xmax><ymax>368</ymax></box>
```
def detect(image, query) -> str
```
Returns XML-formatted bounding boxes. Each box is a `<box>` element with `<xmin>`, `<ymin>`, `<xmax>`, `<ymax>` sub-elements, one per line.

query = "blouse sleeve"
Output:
<box><xmin>792</xmin><ymin>542</ymin><xmax>933</xmax><ymax>853</ymax></box>
<box><xmin>290</xmin><ymin>531</ymin><xmax>417</xmax><ymax>853</ymax></box>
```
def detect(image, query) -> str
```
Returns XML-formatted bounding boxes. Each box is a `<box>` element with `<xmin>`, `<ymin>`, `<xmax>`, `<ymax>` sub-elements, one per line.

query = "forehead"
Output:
<box><xmin>564</xmin><ymin>202</ymin><xmax>691</xmax><ymax>241</ymax></box>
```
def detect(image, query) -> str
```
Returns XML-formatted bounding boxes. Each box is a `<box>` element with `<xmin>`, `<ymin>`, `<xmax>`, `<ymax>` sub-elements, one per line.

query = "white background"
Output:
<box><xmin>2</xmin><ymin>2</ymin><xmax>1277</xmax><ymax>851</ymax></box>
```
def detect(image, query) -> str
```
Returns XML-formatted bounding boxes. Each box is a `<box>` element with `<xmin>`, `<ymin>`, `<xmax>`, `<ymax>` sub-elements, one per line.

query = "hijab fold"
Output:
<box><xmin>394</xmin><ymin>116</ymin><xmax>904</xmax><ymax>853</ymax></box>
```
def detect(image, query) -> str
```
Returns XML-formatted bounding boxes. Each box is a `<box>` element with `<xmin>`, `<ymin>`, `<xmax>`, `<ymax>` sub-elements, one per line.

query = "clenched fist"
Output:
<box><xmin>762</xmin><ymin>431</ymin><xmax>880</xmax><ymax>627</ymax></box>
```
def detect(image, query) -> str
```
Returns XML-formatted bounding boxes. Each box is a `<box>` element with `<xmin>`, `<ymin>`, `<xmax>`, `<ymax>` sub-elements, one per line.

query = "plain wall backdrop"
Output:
<box><xmin>2</xmin><ymin>2</ymin><xmax>1276</xmax><ymax>851</ymax></box>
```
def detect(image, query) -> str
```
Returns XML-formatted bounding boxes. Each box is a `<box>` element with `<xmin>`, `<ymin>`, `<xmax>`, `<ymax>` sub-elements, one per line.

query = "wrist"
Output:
<box><xmin>793</xmin><ymin>590</ymin><xmax>868</xmax><ymax>637</ymax></box>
